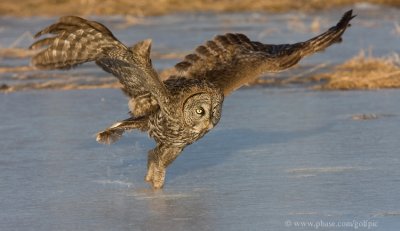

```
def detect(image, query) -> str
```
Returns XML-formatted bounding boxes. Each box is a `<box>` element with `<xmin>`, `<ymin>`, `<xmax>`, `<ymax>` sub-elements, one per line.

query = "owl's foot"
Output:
<box><xmin>96</xmin><ymin>116</ymin><xmax>149</xmax><ymax>144</ymax></box>
<box><xmin>96</xmin><ymin>128</ymin><xmax>124</xmax><ymax>144</ymax></box>
<box><xmin>145</xmin><ymin>162</ymin><xmax>154</xmax><ymax>182</ymax></box>
<box><xmin>145</xmin><ymin>145</ymin><xmax>183</xmax><ymax>189</ymax></box>
<box><xmin>145</xmin><ymin>162</ymin><xmax>166</xmax><ymax>189</ymax></box>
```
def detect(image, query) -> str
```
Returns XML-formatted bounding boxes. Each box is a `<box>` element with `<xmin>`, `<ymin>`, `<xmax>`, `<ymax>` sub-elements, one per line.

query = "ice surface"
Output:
<box><xmin>1</xmin><ymin>88</ymin><xmax>400</xmax><ymax>231</ymax></box>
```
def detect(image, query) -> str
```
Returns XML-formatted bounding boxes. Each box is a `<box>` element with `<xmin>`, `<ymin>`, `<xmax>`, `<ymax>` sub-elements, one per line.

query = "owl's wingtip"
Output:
<box><xmin>136</xmin><ymin>38</ymin><xmax>153</xmax><ymax>49</ymax></box>
<box><xmin>142</xmin><ymin>38</ymin><xmax>152</xmax><ymax>45</ymax></box>
<box><xmin>130</xmin><ymin>39</ymin><xmax>153</xmax><ymax>57</ymax></box>
<box><xmin>337</xmin><ymin>9</ymin><xmax>356</xmax><ymax>28</ymax></box>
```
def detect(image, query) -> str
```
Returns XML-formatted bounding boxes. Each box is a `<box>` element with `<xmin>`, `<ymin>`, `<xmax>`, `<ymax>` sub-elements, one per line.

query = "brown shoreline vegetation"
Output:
<box><xmin>1</xmin><ymin>0</ymin><xmax>400</xmax><ymax>17</ymax></box>
<box><xmin>246</xmin><ymin>50</ymin><xmax>400</xmax><ymax>90</ymax></box>
<box><xmin>1</xmin><ymin>49</ymin><xmax>399</xmax><ymax>93</ymax></box>
<box><xmin>312</xmin><ymin>51</ymin><xmax>400</xmax><ymax>90</ymax></box>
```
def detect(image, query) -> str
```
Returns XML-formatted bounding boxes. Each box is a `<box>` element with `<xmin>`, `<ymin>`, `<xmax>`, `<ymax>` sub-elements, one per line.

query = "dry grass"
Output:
<box><xmin>351</xmin><ymin>113</ymin><xmax>396</xmax><ymax>120</ymax></box>
<box><xmin>1</xmin><ymin>81</ymin><xmax>121</xmax><ymax>93</ymax></box>
<box><xmin>0</xmin><ymin>48</ymin><xmax>36</xmax><ymax>59</ymax></box>
<box><xmin>3</xmin><ymin>51</ymin><xmax>400</xmax><ymax>93</ymax></box>
<box><xmin>2</xmin><ymin>81</ymin><xmax>121</xmax><ymax>92</ymax></box>
<box><xmin>0</xmin><ymin>45</ymin><xmax>185</xmax><ymax>92</ymax></box>
<box><xmin>0</xmin><ymin>73</ymin><xmax>121</xmax><ymax>93</ymax></box>
<box><xmin>0</xmin><ymin>66</ymin><xmax>34</xmax><ymax>73</ymax></box>
<box><xmin>1</xmin><ymin>1</ymin><xmax>399</xmax><ymax>93</ymax></box>
<box><xmin>1</xmin><ymin>0</ymin><xmax>400</xmax><ymax>17</ymax></box>
<box><xmin>311</xmin><ymin>50</ymin><xmax>400</xmax><ymax>90</ymax></box>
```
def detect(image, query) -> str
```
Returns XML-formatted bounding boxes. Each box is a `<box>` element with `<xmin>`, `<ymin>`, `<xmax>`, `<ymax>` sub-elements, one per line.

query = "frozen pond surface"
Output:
<box><xmin>1</xmin><ymin>4</ymin><xmax>400</xmax><ymax>231</ymax></box>
<box><xmin>1</xmin><ymin>88</ymin><xmax>400</xmax><ymax>231</ymax></box>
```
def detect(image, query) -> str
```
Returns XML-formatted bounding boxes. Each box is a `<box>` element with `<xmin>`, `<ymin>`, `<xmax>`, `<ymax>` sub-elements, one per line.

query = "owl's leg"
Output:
<box><xmin>96</xmin><ymin>116</ymin><xmax>148</xmax><ymax>144</ymax></box>
<box><xmin>145</xmin><ymin>148</ymin><xmax>157</xmax><ymax>184</ymax></box>
<box><xmin>145</xmin><ymin>144</ymin><xmax>183</xmax><ymax>189</ymax></box>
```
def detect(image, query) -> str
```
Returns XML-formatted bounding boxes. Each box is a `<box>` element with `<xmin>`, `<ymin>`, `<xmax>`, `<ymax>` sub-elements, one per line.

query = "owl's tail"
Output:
<box><xmin>29</xmin><ymin>16</ymin><xmax>126</xmax><ymax>70</ymax></box>
<box><xmin>299</xmin><ymin>9</ymin><xmax>356</xmax><ymax>56</ymax></box>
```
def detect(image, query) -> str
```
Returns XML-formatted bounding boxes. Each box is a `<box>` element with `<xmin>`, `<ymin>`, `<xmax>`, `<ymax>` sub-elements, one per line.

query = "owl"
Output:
<box><xmin>30</xmin><ymin>10</ymin><xmax>355</xmax><ymax>188</ymax></box>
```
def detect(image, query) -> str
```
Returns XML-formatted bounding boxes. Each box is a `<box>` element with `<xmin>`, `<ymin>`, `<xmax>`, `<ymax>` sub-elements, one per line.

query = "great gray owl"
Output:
<box><xmin>30</xmin><ymin>10</ymin><xmax>355</xmax><ymax>188</ymax></box>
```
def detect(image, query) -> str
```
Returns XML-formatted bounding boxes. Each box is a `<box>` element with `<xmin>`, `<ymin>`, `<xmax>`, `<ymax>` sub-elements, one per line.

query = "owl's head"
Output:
<box><xmin>182</xmin><ymin>90</ymin><xmax>223</xmax><ymax>133</ymax></box>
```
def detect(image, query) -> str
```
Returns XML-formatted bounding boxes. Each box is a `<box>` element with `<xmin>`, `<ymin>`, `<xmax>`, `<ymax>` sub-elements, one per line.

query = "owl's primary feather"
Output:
<box><xmin>174</xmin><ymin>10</ymin><xmax>355</xmax><ymax>95</ymax></box>
<box><xmin>30</xmin><ymin>16</ymin><xmax>169</xmax><ymax>114</ymax></box>
<box><xmin>30</xmin><ymin>10</ymin><xmax>355</xmax><ymax>189</ymax></box>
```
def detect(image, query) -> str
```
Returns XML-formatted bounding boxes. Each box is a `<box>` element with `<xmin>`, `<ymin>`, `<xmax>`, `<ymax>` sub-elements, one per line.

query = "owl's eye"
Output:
<box><xmin>195</xmin><ymin>108</ymin><xmax>205</xmax><ymax>115</ymax></box>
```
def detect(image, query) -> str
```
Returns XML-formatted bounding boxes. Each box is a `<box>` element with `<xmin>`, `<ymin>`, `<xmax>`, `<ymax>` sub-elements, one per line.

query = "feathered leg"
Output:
<box><xmin>96</xmin><ymin>116</ymin><xmax>148</xmax><ymax>144</ymax></box>
<box><xmin>145</xmin><ymin>144</ymin><xmax>183</xmax><ymax>189</ymax></box>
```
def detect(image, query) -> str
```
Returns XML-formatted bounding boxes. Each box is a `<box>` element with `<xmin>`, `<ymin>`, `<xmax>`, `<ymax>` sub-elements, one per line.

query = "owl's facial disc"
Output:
<box><xmin>183</xmin><ymin>93</ymin><xmax>222</xmax><ymax>132</ymax></box>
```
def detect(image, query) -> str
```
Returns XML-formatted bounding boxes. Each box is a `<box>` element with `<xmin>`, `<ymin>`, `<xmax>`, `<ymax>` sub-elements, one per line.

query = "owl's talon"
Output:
<box><xmin>145</xmin><ymin>162</ymin><xmax>165</xmax><ymax>189</ymax></box>
<box><xmin>151</xmin><ymin>167</ymin><xmax>166</xmax><ymax>189</ymax></box>
<box><xmin>145</xmin><ymin>163</ymin><xmax>154</xmax><ymax>182</ymax></box>
<box><xmin>96</xmin><ymin>129</ymin><xmax>123</xmax><ymax>144</ymax></box>
<box><xmin>145</xmin><ymin>174</ymin><xmax>152</xmax><ymax>183</ymax></box>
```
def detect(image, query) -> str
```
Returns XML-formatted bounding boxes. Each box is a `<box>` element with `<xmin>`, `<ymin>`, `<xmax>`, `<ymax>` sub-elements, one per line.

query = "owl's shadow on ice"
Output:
<box><xmin>167</xmin><ymin>122</ymin><xmax>335</xmax><ymax>181</ymax></box>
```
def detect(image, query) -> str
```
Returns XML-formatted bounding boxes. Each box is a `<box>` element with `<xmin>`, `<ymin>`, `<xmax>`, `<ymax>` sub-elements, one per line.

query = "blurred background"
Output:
<box><xmin>0</xmin><ymin>0</ymin><xmax>399</xmax><ymax>91</ymax></box>
<box><xmin>1</xmin><ymin>0</ymin><xmax>400</xmax><ymax>16</ymax></box>
<box><xmin>0</xmin><ymin>0</ymin><xmax>400</xmax><ymax>92</ymax></box>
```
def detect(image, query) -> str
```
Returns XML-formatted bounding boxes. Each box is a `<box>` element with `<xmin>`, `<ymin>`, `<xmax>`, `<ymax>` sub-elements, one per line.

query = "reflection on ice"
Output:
<box><xmin>286</xmin><ymin>166</ymin><xmax>369</xmax><ymax>175</ymax></box>
<box><xmin>94</xmin><ymin>179</ymin><xmax>134</xmax><ymax>188</ymax></box>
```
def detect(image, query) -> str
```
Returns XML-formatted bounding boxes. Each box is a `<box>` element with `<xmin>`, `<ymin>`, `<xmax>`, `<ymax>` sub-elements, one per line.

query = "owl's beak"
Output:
<box><xmin>206</xmin><ymin>117</ymin><xmax>217</xmax><ymax>130</ymax></box>
<box><xmin>209</xmin><ymin>105</ymin><xmax>221</xmax><ymax>130</ymax></box>
<box><xmin>211</xmin><ymin>115</ymin><xmax>220</xmax><ymax>127</ymax></box>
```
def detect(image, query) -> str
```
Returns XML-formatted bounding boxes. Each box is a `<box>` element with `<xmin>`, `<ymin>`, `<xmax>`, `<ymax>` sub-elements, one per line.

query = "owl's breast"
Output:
<box><xmin>147</xmin><ymin>110</ymin><xmax>209</xmax><ymax>147</ymax></box>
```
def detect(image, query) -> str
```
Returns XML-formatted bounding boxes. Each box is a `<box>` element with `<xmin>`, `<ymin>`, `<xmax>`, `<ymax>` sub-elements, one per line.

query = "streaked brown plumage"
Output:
<box><xmin>30</xmin><ymin>10</ymin><xmax>355</xmax><ymax>188</ymax></box>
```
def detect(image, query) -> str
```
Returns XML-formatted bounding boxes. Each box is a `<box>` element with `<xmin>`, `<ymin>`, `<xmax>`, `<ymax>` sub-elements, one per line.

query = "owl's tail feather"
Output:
<box><xmin>30</xmin><ymin>16</ymin><xmax>126</xmax><ymax>70</ymax></box>
<box><xmin>299</xmin><ymin>9</ymin><xmax>356</xmax><ymax>56</ymax></box>
<box><xmin>96</xmin><ymin>116</ymin><xmax>149</xmax><ymax>145</ymax></box>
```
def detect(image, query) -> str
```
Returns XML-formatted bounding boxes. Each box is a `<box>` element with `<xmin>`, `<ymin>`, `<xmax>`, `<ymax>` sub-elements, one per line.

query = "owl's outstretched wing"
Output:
<box><xmin>173</xmin><ymin>10</ymin><xmax>356</xmax><ymax>95</ymax></box>
<box><xmin>30</xmin><ymin>16</ymin><xmax>169</xmax><ymax>108</ymax></box>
